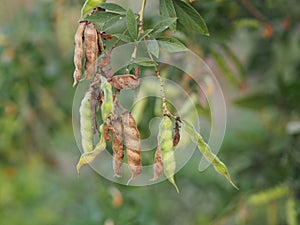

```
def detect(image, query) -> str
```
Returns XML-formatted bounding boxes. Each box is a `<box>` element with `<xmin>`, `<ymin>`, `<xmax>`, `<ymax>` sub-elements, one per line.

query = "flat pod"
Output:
<box><xmin>84</xmin><ymin>22</ymin><xmax>98</xmax><ymax>80</ymax></box>
<box><xmin>108</xmin><ymin>74</ymin><xmax>140</xmax><ymax>90</ymax></box>
<box><xmin>73</xmin><ymin>21</ymin><xmax>87</xmax><ymax>86</ymax></box>
<box><xmin>122</xmin><ymin>111</ymin><xmax>142</xmax><ymax>184</ymax></box>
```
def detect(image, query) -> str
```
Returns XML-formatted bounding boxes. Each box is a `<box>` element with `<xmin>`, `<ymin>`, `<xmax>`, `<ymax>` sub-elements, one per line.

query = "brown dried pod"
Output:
<box><xmin>151</xmin><ymin>140</ymin><xmax>164</xmax><ymax>181</ymax></box>
<box><xmin>84</xmin><ymin>22</ymin><xmax>98</xmax><ymax>80</ymax></box>
<box><xmin>173</xmin><ymin>119</ymin><xmax>181</xmax><ymax>147</ymax></box>
<box><xmin>111</xmin><ymin>116</ymin><xmax>125</xmax><ymax>177</ymax></box>
<box><xmin>122</xmin><ymin>111</ymin><xmax>142</xmax><ymax>184</ymax></box>
<box><xmin>108</xmin><ymin>74</ymin><xmax>140</xmax><ymax>90</ymax></box>
<box><xmin>73</xmin><ymin>21</ymin><xmax>87</xmax><ymax>87</ymax></box>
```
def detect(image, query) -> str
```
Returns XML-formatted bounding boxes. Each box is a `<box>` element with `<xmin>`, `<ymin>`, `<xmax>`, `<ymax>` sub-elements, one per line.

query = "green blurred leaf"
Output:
<box><xmin>126</xmin><ymin>9</ymin><xmax>137</xmax><ymax>40</ymax></box>
<box><xmin>147</xmin><ymin>39</ymin><xmax>160</xmax><ymax>58</ymax></box>
<box><xmin>134</xmin><ymin>58</ymin><xmax>158</xmax><ymax>67</ymax></box>
<box><xmin>159</xmin><ymin>0</ymin><xmax>177</xmax><ymax>31</ymax></box>
<box><xmin>100</xmin><ymin>2</ymin><xmax>126</xmax><ymax>14</ymax></box>
<box><xmin>152</xmin><ymin>17</ymin><xmax>177</xmax><ymax>35</ymax></box>
<box><xmin>157</xmin><ymin>36</ymin><xmax>187</xmax><ymax>52</ymax></box>
<box><xmin>114</xmin><ymin>33</ymin><xmax>132</xmax><ymax>42</ymax></box>
<box><xmin>234</xmin><ymin>93</ymin><xmax>275</xmax><ymax>109</ymax></box>
<box><xmin>86</xmin><ymin>11</ymin><xmax>119</xmax><ymax>24</ymax></box>
<box><xmin>101</xmin><ymin>15</ymin><xmax>125</xmax><ymax>31</ymax></box>
<box><xmin>173</xmin><ymin>0</ymin><xmax>209</xmax><ymax>35</ymax></box>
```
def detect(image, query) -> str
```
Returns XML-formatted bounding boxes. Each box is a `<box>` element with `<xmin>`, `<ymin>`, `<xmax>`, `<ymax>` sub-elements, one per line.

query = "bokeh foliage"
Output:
<box><xmin>0</xmin><ymin>0</ymin><xmax>299</xmax><ymax>224</ymax></box>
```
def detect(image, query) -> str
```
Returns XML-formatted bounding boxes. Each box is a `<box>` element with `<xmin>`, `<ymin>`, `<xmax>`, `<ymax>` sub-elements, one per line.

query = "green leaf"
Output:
<box><xmin>152</xmin><ymin>17</ymin><xmax>178</xmax><ymax>35</ymax></box>
<box><xmin>134</xmin><ymin>58</ymin><xmax>158</xmax><ymax>67</ymax></box>
<box><xmin>102</xmin><ymin>15</ymin><xmax>125</xmax><ymax>32</ymax></box>
<box><xmin>234</xmin><ymin>93</ymin><xmax>275</xmax><ymax>109</ymax></box>
<box><xmin>137</xmin><ymin>29</ymin><xmax>154</xmax><ymax>41</ymax></box>
<box><xmin>147</xmin><ymin>39</ymin><xmax>160</xmax><ymax>58</ymax></box>
<box><xmin>100</xmin><ymin>3</ymin><xmax>126</xmax><ymax>14</ymax></box>
<box><xmin>173</xmin><ymin>0</ymin><xmax>209</xmax><ymax>35</ymax></box>
<box><xmin>126</xmin><ymin>9</ymin><xmax>137</xmax><ymax>40</ymax></box>
<box><xmin>81</xmin><ymin>0</ymin><xmax>106</xmax><ymax>19</ymax></box>
<box><xmin>157</xmin><ymin>36</ymin><xmax>187</xmax><ymax>53</ymax></box>
<box><xmin>86</xmin><ymin>11</ymin><xmax>119</xmax><ymax>24</ymax></box>
<box><xmin>210</xmin><ymin>49</ymin><xmax>240</xmax><ymax>87</ymax></box>
<box><xmin>159</xmin><ymin>0</ymin><xmax>177</xmax><ymax>31</ymax></box>
<box><xmin>113</xmin><ymin>33</ymin><xmax>132</xmax><ymax>43</ymax></box>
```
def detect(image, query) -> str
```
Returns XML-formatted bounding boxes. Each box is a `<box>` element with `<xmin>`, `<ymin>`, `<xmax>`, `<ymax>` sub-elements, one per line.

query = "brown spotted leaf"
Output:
<box><xmin>108</xmin><ymin>74</ymin><xmax>140</xmax><ymax>90</ymax></box>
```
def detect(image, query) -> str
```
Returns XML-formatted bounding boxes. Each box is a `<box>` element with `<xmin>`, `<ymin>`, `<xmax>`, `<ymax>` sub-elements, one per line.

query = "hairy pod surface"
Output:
<box><xmin>84</xmin><ymin>22</ymin><xmax>98</xmax><ymax>80</ymax></box>
<box><xmin>183</xmin><ymin>120</ymin><xmax>238</xmax><ymax>189</ymax></box>
<box><xmin>73</xmin><ymin>21</ymin><xmax>87</xmax><ymax>87</ymax></box>
<box><xmin>122</xmin><ymin>111</ymin><xmax>142</xmax><ymax>184</ymax></box>
<box><xmin>159</xmin><ymin>116</ymin><xmax>179</xmax><ymax>193</ymax></box>
<box><xmin>79</xmin><ymin>90</ymin><xmax>94</xmax><ymax>153</ymax></box>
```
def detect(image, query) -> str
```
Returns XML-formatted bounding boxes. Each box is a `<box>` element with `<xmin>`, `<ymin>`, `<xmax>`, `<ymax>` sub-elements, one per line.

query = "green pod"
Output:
<box><xmin>101</xmin><ymin>77</ymin><xmax>114</xmax><ymax>121</ymax></box>
<box><xmin>159</xmin><ymin>116</ymin><xmax>179</xmax><ymax>193</ymax></box>
<box><xmin>79</xmin><ymin>90</ymin><xmax>94</xmax><ymax>153</ymax></box>
<box><xmin>183</xmin><ymin>120</ymin><xmax>238</xmax><ymax>190</ymax></box>
<box><xmin>77</xmin><ymin>124</ymin><xmax>106</xmax><ymax>173</ymax></box>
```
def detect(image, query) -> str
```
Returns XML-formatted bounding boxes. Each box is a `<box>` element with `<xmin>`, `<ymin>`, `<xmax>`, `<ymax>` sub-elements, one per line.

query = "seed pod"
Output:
<box><xmin>111</xmin><ymin>116</ymin><xmax>124</xmax><ymax>177</ymax></box>
<box><xmin>108</xmin><ymin>74</ymin><xmax>140</xmax><ymax>90</ymax></box>
<box><xmin>73</xmin><ymin>21</ymin><xmax>87</xmax><ymax>87</ymax></box>
<box><xmin>122</xmin><ymin>111</ymin><xmax>142</xmax><ymax>184</ymax></box>
<box><xmin>182</xmin><ymin>120</ymin><xmax>239</xmax><ymax>190</ymax></box>
<box><xmin>101</xmin><ymin>77</ymin><xmax>114</xmax><ymax>121</ymax></box>
<box><xmin>173</xmin><ymin>119</ymin><xmax>181</xmax><ymax>147</ymax></box>
<box><xmin>159</xmin><ymin>116</ymin><xmax>179</xmax><ymax>193</ymax></box>
<box><xmin>151</xmin><ymin>139</ymin><xmax>164</xmax><ymax>181</ymax></box>
<box><xmin>84</xmin><ymin>22</ymin><xmax>98</xmax><ymax>80</ymax></box>
<box><xmin>77</xmin><ymin>124</ymin><xmax>106</xmax><ymax>173</ymax></box>
<box><xmin>79</xmin><ymin>90</ymin><xmax>94</xmax><ymax>153</ymax></box>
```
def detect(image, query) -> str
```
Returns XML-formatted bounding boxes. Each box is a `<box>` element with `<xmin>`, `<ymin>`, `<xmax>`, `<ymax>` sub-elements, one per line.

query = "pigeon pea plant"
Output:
<box><xmin>73</xmin><ymin>0</ymin><xmax>238</xmax><ymax>191</ymax></box>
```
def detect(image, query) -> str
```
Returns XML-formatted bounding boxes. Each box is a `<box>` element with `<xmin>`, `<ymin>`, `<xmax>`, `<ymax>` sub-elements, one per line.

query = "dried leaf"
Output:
<box><xmin>108</xmin><ymin>74</ymin><xmax>140</xmax><ymax>90</ymax></box>
<box><xmin>122</xmin><ymin>111</ymin><xmax>142</xmax><ymax>184</ymax></box>
<box><xmin>173</xmin><ymin>119</ymin><xmax>181</xmax><ymax>147</ymax></box>
<box><xmin>84</xmin><ymin>22</ymin><xmax>99</xmax><ymax>80</ymax></box>
<box><xmin>73</xmin><ymin>21</ymin><xmax>87</xmax><ymax>87</ymax></box>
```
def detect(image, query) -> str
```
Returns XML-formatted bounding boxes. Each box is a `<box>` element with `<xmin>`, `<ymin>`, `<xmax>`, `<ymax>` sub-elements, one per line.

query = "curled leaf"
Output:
<box><xmin>122</xmin><ymin>111</ymin><xmax>142</xmax><ymax>184</ymax></box>
<box><xmin>77</xmin><ymin>124</ymin><xmax>106</xmax><ymax>173</ymax></box>
<box><xmin>182</xmin><ymin>120</ymin><xmax>238</xmax><ymax>189</ymax></box>
<box><xmin>73</xmin><ymin>21</ymin><xmax>87</xmax><ymax>87</ymax></box>
<box><xmin>84</xmin><ymin>22</ymin><xmax>99</xmax><ymax>80</ymax></box>
<box><xmin>108</xmin><ymin>74</ymin><xmax>140</xmax><ymax>90</ymax></box>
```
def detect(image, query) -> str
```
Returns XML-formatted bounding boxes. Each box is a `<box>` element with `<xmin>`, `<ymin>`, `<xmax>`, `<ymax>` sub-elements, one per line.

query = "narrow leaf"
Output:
<box><xmin>157</xmin><ymin>36</ymin><xmax>187</xmax><ymax>53</ymax></box>
<box><xmin>126</xmin><ymin>9</ymin><xmax>137</xmax><ymax>40</ymax></box>
<box><xmin>147</xmin><ymin>39</ymin><xmax>160</xmax><ymax>58</ymax></box>
<box><xmin>134</xmin><ymin>58</ymin><xmax>158</xmax><ymax>67</ymax></box>
<box><xmin>102</xmin><ymin>15</ymin><xmax>125</xmax><ymax>32</ymax></box>
<box><xmin>137</xmin><ymin>29</ymin><xmax>154</xmax><ymax>41</ymax></box>
<box><xmin>86</xmin><ymin>11</ymin><xmax>119</xmax><ymax>24</ymax></box>
<box><xmin>183</xmin><ymin>120</ymin><xmax>238</xmax><ymax>189</ymax></box>
<box><xmin>114</xmin><ymin>33</ymin><xmax>133</xmax><ymax>43</ymax></box>
<box><xmin>173</xmin><ymin>0</ymin><xmax>209</xmax><ymax>35</ymax></box>
<box><xmin>152</xmin><ymin>17</ymin><xmax>178</xmax><ymax>35</ymax></box>
<box><xmin>159</xmin><ymin>0</ymin><xmax>177</xmax><ymax>31</ymax></box>
<box><xmin>100</xmin><ymin>2</ymin><xmax>126</xmax><ymax>14</ymax></box>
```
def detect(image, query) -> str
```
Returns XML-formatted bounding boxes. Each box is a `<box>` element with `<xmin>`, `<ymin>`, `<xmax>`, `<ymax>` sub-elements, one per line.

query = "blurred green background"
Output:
<box><xmin>0</xmin><ymin>0</ymin><xmax>299</xmax><ymax>224</ymax></box>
